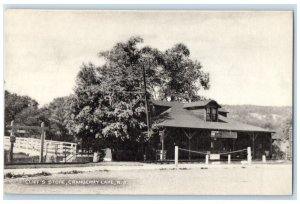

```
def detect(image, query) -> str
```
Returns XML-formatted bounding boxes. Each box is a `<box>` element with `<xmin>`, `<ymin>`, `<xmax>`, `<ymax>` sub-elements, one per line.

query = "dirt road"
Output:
<box><xmin>4</xmin><ymin>163</ymin><xmax>292</xmax><ymax>195</ymax></box>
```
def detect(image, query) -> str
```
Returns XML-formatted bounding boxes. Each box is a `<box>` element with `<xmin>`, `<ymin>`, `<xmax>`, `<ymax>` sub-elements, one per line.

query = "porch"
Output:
<box><xmin>158</xmin><ymin>127</ymin><xmax>273</xmax><ymax>161</ymax></box>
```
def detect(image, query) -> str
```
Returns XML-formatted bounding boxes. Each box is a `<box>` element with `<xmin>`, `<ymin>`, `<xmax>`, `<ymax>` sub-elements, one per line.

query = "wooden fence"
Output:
<box><xmin>4</xmin><ymin>136</ymin><xmax>77</xmax><ymax>162</ymax></box>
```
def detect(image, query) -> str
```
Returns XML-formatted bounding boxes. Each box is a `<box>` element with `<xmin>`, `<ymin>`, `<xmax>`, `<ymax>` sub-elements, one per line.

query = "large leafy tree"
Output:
<box><xmin>5</xmin><ymin>90</ymin><xmax>51</xmax><ymax>138</ymax></box>
<box><xmin>46</xmin><ymin>96</ymin><xmax>75</xmax><ymax>141</ymax></box>
<box><xmin>5</xmin><ymin>90</ymin><xmax>38</xmax><ymax>125</ymax></box>
<box><xmin>158</xmin><ymin>43</ymin><xmax>210</xmax><ymax>101</ymax></box>
<box><xmin>13</xmin><ymin>106</ymin><xmax>51</xmax><ymax>138</ymax></box>
<box><xmin>65</xmin><ymin>38</ymin><xmax>153</xmax><ymax>155</ymax></box>
<box><xmin>5</xmin><ymin>90</ymin><xmax>74</xmax><ymax>141</ymax></box>
<box><xmin>66</xmin><ymin>36</ymin><xmax>210</xmax><ymax>159</ymax></box>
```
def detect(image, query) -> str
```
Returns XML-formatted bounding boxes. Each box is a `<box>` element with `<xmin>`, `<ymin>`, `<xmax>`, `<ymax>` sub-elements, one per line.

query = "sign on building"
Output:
<box><xmin>211</xmin><ymin>131</ymin><xmax>237</xmax><ymax>139</ymax></box>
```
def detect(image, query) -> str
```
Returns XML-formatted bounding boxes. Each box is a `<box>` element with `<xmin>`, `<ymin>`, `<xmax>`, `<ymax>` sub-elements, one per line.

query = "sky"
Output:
<box><xmin>4</xmin><ymin>10</ymin><xmax>293</xmax><ymax>106</ymax></box>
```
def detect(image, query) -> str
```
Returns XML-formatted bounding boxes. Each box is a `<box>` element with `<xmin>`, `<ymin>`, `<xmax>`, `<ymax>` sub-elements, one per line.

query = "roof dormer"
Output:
<box><xmin>183</xmin><ymin>100</ymin><xmax>221</xmax><ymax>122</ymax></box>
<box><xmin>183</xmin><ymin>100</ymin><xmax>221</xmax><ymax>110</ymax></box>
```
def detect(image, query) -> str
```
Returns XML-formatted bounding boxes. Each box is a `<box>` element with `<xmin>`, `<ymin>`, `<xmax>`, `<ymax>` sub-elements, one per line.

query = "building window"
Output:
<box><xmin>212</xmin><ymin>108</ymin><xmax>217</xmax><ymax>121</ymax></box>
<box><xmin>206</xmin><ymin>107</ymin><xmax>218</xmax><ymax>122</ymax></box>
<box><xmin>206</xmin><ymin>107</ymin><xmax>211</xmax><ymax>121</ymax></box>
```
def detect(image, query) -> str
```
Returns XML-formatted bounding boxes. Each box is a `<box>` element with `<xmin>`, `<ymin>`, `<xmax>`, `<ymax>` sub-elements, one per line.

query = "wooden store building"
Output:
<box><xmin>151</xmin><ymin>100</ymin><xmax>275</xmax><ymax>161</ymax></box>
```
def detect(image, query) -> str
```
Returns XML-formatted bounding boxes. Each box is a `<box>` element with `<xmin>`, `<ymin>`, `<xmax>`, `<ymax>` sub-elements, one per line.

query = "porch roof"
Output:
<box><xmin>153</xmin><ymin>101</ymin><xmax>275</xmax><ymax>133</ymax></box>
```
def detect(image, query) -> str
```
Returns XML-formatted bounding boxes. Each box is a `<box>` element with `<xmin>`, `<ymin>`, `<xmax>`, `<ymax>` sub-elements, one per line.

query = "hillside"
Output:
<box><xmin>222</xmin><ymin>104</ymin><xmax>292</xmax><ymax>140</ymax></box>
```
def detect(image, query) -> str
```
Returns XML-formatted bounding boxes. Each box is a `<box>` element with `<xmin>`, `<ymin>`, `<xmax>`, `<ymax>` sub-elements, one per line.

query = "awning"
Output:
<box><xmin>211</xmin><ymin>131</ymin><xmax>237</xmax><ymax>139</ymax></box>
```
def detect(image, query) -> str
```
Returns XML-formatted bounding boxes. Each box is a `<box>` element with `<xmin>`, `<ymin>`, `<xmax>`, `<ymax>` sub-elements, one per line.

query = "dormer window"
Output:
<box><xmin>206</xmin><ymin>107</ymin><xmax>218</xmax><ymax>122</ymax></box>
<box><xmin>212</xmin><ymin>108</ymin><xmax>217</xmax><ymax>121</ymax></box>
<box><xmin>206</xmin><ymin>107</ymin><xmax>211</xmax><ymax>121</ymax></box>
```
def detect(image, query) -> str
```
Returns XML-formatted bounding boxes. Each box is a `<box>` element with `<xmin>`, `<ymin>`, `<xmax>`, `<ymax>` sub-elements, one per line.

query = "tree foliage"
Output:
<box><xmin>5</xmin><ymin>36</ymin><xmax>211</xmax><ymax>160</ymax></box>
<box><xmin>45</xmin><ymin>96</ymin><xmax>74</xmax><ymax>141</ymax></box>
<box><xmin>5</xmin><ymin>90</ymin><xmax>38</xmax><ymax>125</ymax></box>
<box><xmin>5</xmin><ymin>90</ymin><xmax>74</xmax><ymax>141</ymax></box>
<box><xmin>65</xmin><ymin>36</ymin><xmax>210</xmax><ymax>157</ymax></box>
<box><xmin>159</xmin><ymin>43</ymin><xmax>210</xmax><ymax>101</ymax></box>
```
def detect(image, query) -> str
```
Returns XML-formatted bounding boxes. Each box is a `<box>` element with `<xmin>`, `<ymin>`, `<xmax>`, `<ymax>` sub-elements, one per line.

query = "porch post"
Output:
<box><xmin>251</xmin><ymin>133</ymin><xmax>257</xmax><ymax>160</ymax></box>
<box><xmin>188</xmin><ymin>138</ymin><xmax>191</xmax><ymax>160</ymax></box>
<box><xmin>161</xmin><ymin>134</ymin><xmax>164</xmax><ymax>160</ymax></box>
<box><xmin>159</xmin><ymin>129</ymin><xmax>168</xmax><ymax>161</ymax></box>
<box><xmin>183</xmin><ymin>129</ymin><xmax>197</xmax><ymax>161</ymax></box>
<box><xmin>270</xmin><ymin>133</ymin><xmax>273</xmax><ymax>159</ymax></box>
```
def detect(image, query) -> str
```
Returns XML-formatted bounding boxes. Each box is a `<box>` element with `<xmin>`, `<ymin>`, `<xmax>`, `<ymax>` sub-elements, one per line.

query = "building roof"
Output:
<box><xmin>153</xmin><ymin>101</ymin><xmax>274</xmax><ymax>133</ymax></box>
<box><xmin>183</xmin><ymin>100</ymin><xmax>221</xmax><ymax>109</ymax></box>
<box><xmin>218</xmin><ymin>108</ymin><xmax>229</xmax><ymax>113</ymax></box>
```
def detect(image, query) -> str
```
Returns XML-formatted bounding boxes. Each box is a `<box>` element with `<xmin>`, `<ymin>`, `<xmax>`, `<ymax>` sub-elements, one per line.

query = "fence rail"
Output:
<box><xmin>174</xmin><ymin>146</ymin><xmax>252</xmax><ymax>166</ymax></box>
<box><xmin>4</xmin><ymin>136</ymin><xmax>77</xmax><ymax>159</ymax></box>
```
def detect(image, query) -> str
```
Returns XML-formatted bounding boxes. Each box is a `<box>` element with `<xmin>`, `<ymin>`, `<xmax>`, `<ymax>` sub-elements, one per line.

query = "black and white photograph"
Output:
<box><xmin>3</xmin><ymin>9</ymin><xmax>293</xmax><ymax>195</ymax></box>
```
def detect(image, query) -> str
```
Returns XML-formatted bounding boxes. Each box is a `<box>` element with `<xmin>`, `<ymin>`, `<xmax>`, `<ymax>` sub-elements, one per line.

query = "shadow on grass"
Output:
<box><xmin>58</xmin><ymin>170</ymin><xmax>84</xmax><ymax>174</ymax></box>
<box><xmin>159</xmin><ymin>167</ymin><xmax>191</xmax><ymax>170</ymax></box>
<box><xmin>4</xmin><ymin>171</ymin><xmax>51</xmax><ymax>179</ymax></box>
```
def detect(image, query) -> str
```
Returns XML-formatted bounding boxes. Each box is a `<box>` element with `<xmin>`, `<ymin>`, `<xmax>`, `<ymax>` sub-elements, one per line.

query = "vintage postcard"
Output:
<box><xmin>3</xmin><ymin>9</ymin><xmax>293</xmax><ymax>195</ymax></box>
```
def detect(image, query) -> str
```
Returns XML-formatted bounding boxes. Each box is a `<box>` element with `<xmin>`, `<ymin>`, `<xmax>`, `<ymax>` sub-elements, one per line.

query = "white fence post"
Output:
<box><xmin>205</xmin><ymin>154</ymin><xmax>209</xmax><ymax>165</ymax></box>
<box><xmin>40</xmin><ymin>122</ymin><xmax>45</xmax><ymax>163</ymax></box>
<box><xmin>247</xmin><ymin>147</ymin><xmax>252</xmax><ymax>165</ymax></box>
<box><xmin>175</xmin><ymin>146</ymin><xmax>178</xmax><ymax>167</ymax></box>
<box><xmin>262</xmin><ymin>155</ymin><xmax>266</xmax><ymax>163</ymax></box>
<box><xmin>228</xmin><ymin>154</ymin><xmax>231</xmax><ymax>164</ymax></box>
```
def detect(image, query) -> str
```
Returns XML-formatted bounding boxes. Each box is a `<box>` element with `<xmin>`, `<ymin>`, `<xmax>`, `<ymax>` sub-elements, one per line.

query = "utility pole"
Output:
<box><xmin>140</xmin><ymin>57</ymin><xmax>151</xmax><ymax>161</ymax></box>
<box><xmin>142</xmin><ymin>63</ymin><xmax>151</xmax><ymax>140</ymax></box>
